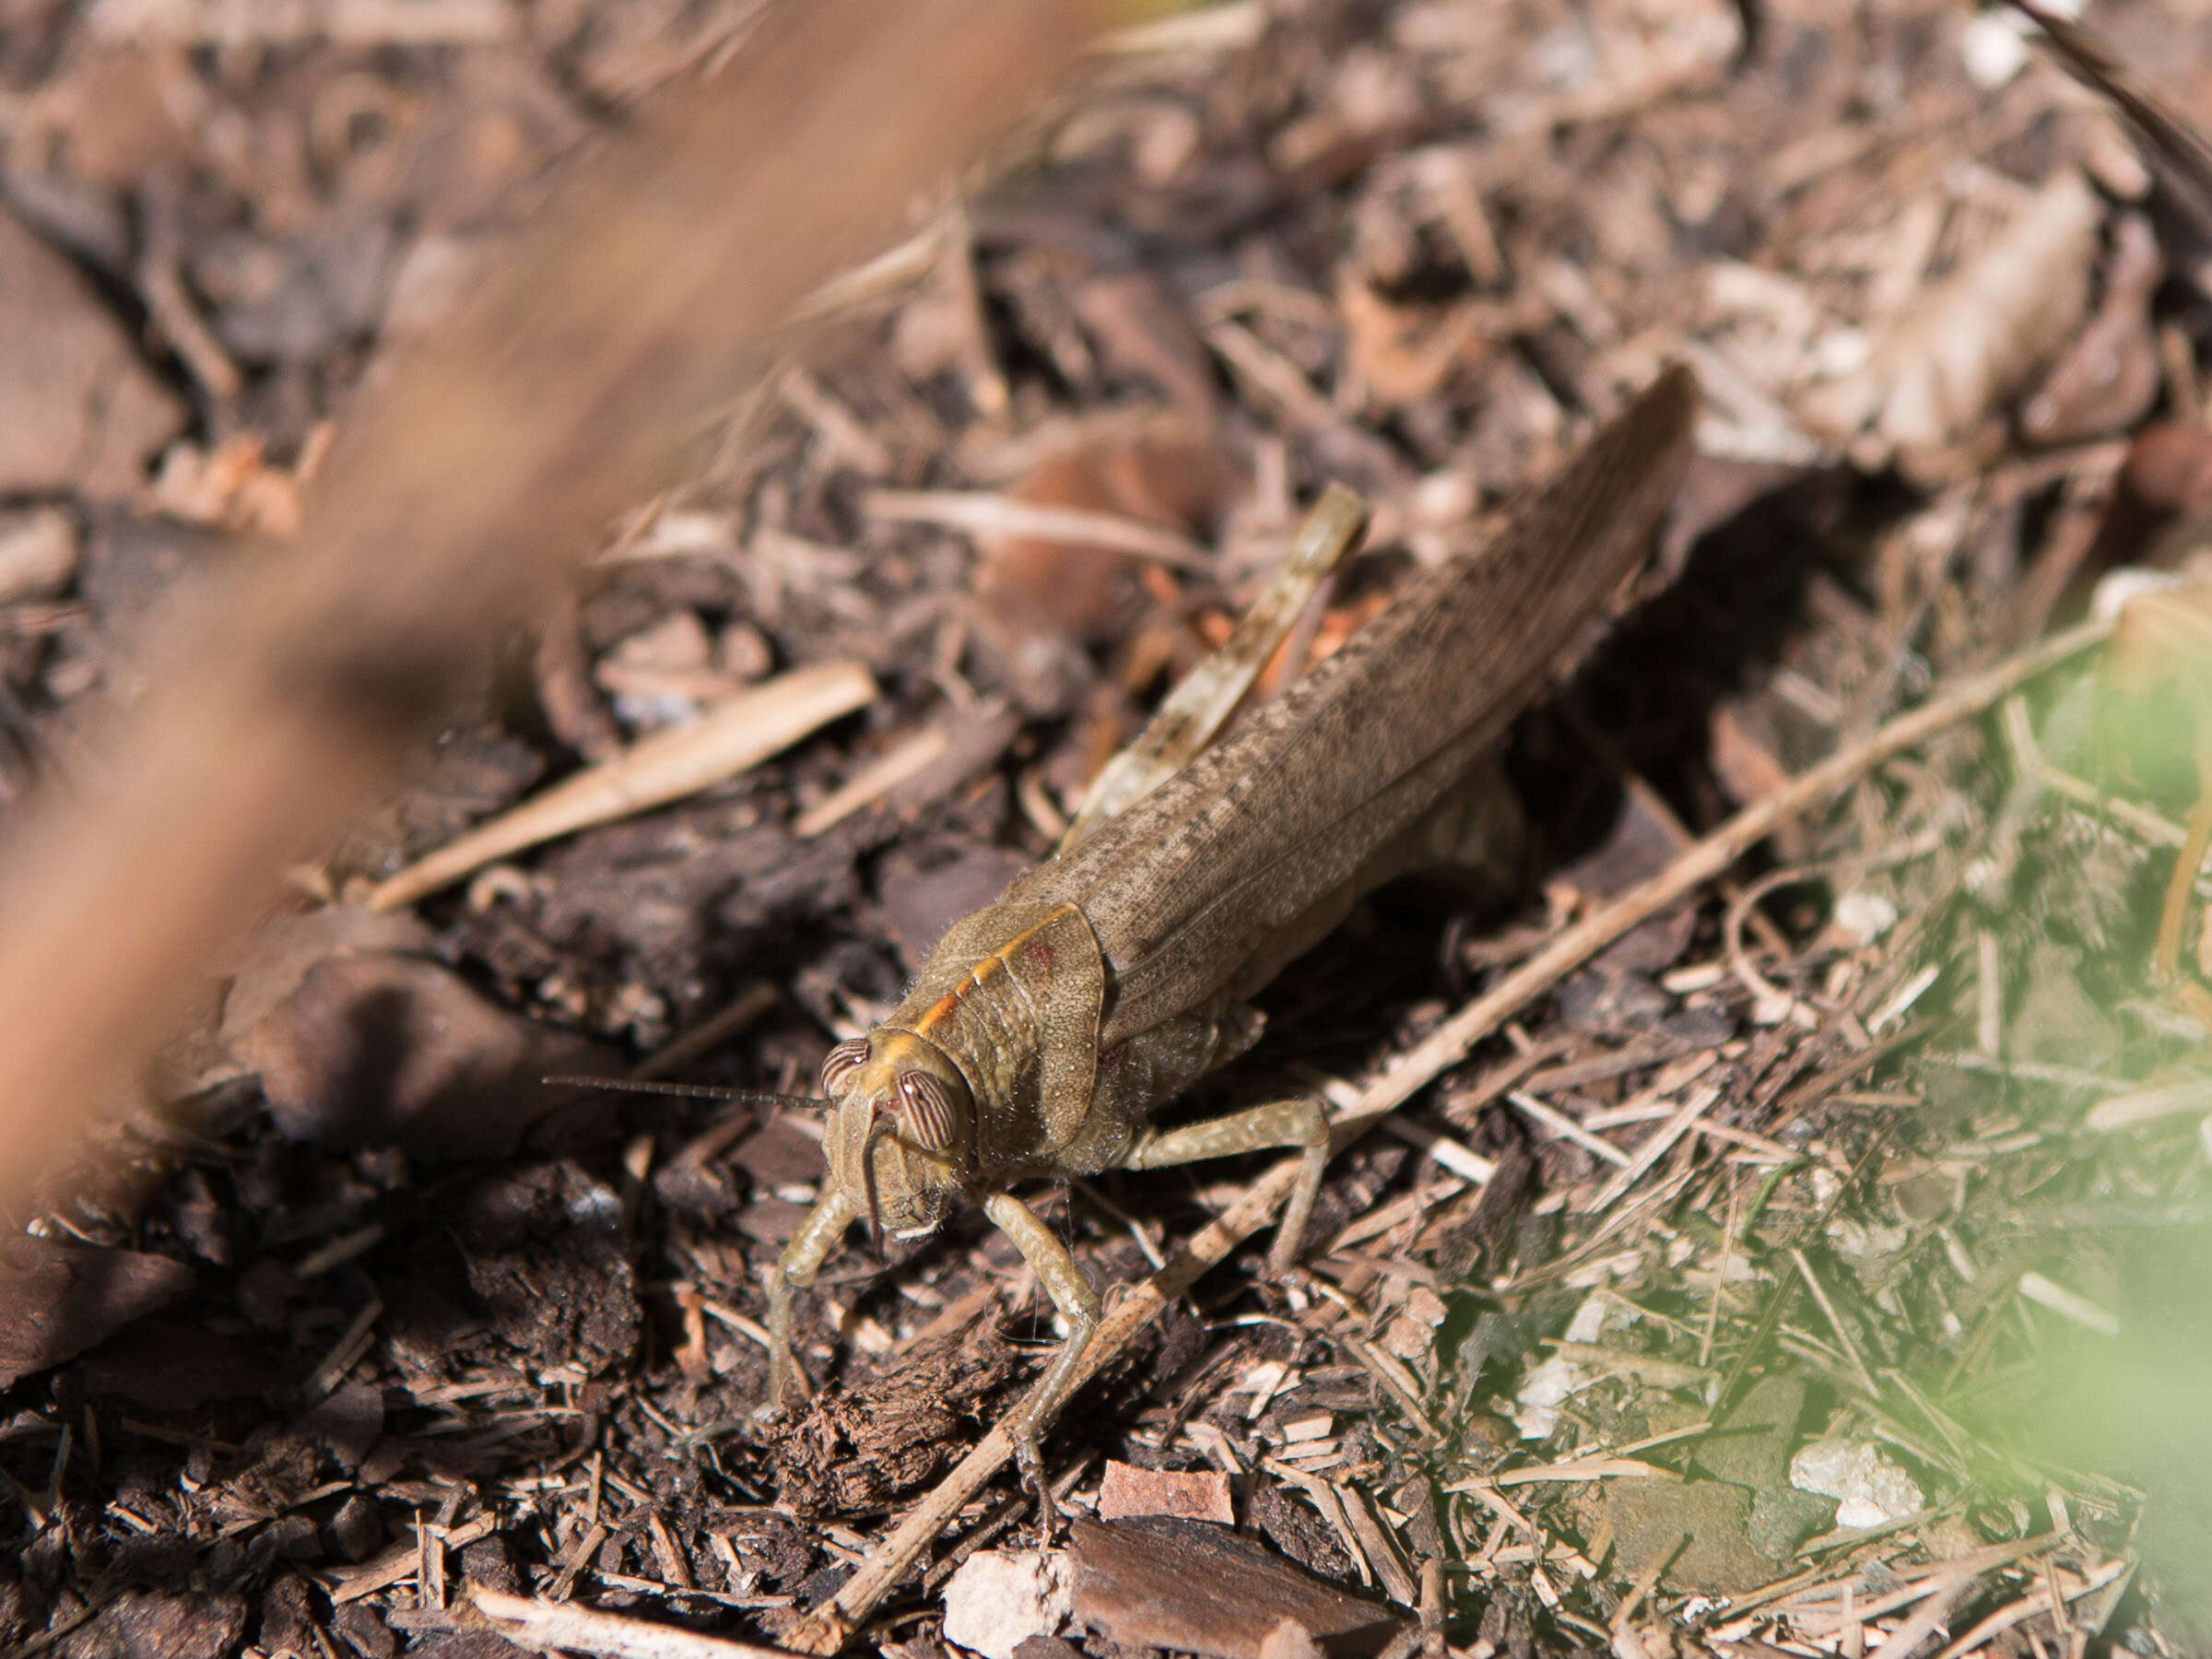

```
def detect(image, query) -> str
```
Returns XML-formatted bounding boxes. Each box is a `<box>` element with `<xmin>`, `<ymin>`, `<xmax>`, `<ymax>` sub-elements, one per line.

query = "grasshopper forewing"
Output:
<box><xmin>770</xmin><ymin>364</ymin><xmax>1700</xmax><ymax>1498</ymax></box>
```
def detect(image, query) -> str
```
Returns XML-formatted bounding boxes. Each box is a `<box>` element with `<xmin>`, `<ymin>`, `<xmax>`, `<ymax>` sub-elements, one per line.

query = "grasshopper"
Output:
<box><xmin>768</xmin><ymin>365</ymin><xmax>1698</xmax><ymax>1496</ymax></box>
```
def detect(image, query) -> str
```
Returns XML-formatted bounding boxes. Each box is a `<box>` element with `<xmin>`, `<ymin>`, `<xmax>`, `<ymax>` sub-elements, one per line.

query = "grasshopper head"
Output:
<box><xmin>817</xmin><ymin>1031</ymin><xmax>972</xmax><ymax>1239</ymax></box>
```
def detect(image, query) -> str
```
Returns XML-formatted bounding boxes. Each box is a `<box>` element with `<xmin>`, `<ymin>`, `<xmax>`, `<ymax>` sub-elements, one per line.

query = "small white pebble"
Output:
<box><xmin>940</xmin><ymin>1550</ymin><xmax>1072</xmax><ymax>1659</ymax></box>
<box><xmin>1959</xmin><ymin>10</ymin><xmax>2030</xmax><ymax>89</ymax></box>
<box><xmin>1790</xmin><ymin>1439</ymin><xmax>1924</xmax><ymax>1528</ymax></box>
<box><xmin>1380</xmin><ymin>1314</ymin><xmax>1434</xmax><ymax>1361</ymax></box>
<box><xmin>1810</xmin><ymin>327</ymin><xmax>1871</xmax><ymax>379</ymax></box>
<box><xmin>1410</xmin><ymin>470</ymin><xmax>1477</xmax><ymax>524</ymax></box>
<box><xmin>0</xmin><ymin>508</ymin><xmax>76</xmax><ymax>606</ymax></box>
<box><xmin>1831</xmin><ymin>889</ymin><xmax>1899</xmax><ymax>947</ymax></box>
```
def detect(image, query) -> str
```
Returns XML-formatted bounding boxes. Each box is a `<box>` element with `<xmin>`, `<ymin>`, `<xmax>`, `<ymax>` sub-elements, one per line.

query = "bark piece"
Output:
<box><xmin>1602</xmin><ymin>1477</ymin><xmax>1771</xmax><ymax>1596</ymax></box>
<box><xmin>459</xmin><ymin>1160</ymin><xmax>641</xmax><ymax>1372</ymax></box>
<box><xmin>331</xmin><ymin>1495</ymin><xmax>383</xmax><ymax>1564</ymax></box>
<box><xmin>0</xmin><ymin>1238</ymin><xmax>193</xmax><ymax>1388</ymax></box>
<box><xmin>765</xmin><ymin>1319</ymin><xmax>1026</xmax><ymax>1514</ymax></box>
<box><xmin>53</xmin><ymin>1590</ymin><xmax>244</xmax><ymax>1659</ymax></box>
<box><xmin>1071</xmin><ymin>1516</ymin><xmax>1405</xmax><ymax>1659</ymax></box>
<box><xmin>295</xmin><ymin>1380</ymin><xmax>385</xmax><ymax>1471</ymax></box>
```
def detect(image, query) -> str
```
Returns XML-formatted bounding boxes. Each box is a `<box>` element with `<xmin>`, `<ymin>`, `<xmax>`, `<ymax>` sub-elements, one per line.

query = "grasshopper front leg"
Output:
<box><xmin>981</xmin><ymin>1188</ymin><xmax>1100</xmax><ymax>1535</ymax></box>
<box><xmin>765</xmin><ymin>1188</ymin><xmax>858</xmax><ymax>1414</ymax></box>
<box><xmin>1124</xmin><ymin>1094</ymin><xmax>1331</xmax><ymax>1277</ymax></box>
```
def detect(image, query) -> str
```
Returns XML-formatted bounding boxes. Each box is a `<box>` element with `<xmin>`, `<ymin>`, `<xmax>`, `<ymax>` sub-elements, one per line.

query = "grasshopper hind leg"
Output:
<box><xmin>1123</xmin><ymin>1094</ymin><xmax>1331</xmax><ymax>1277</ymax></box>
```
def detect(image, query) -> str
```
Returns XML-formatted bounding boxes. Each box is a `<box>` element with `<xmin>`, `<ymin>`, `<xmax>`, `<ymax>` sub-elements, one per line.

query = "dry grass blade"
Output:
<box><xmin>2083</xmin><ymin>1075</ymin><xmax>2212</xmax><ymax>1131</ymax></box>
<box><xmin>0</xmin><ymin>0</ymin><xmax>1097</xmax><ymax>1230</ymax></box>
<box><xmin>369</xmin><ymin>662</ymin><xmax>877</xmax><ymax>908</ymax></box>
<box><xmin>468</xmin><ymin>1583</ymin><xmax>797</xmax><ymax>1659</ymax></box>
<box><xmin>796</xmin><ymin>616</ymin><xmax>2113</xmax><ymax>1652</ymax></box>
<box><xmin>864</xmin><ymin>488</ymin><xmax>1216</xmax><ymax>571</ymax></box>
<box><xmin>794</xmin><ymin>724</ymin><xmax>951</xmax><ymax>838</ymax></box>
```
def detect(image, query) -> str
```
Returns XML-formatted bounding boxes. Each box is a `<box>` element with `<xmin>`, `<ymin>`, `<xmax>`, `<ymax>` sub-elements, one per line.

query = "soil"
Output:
<box><xmin>3</xmin><ymin>0</ymin><xmax>2211</xmax><ymax>1655</ymax></box>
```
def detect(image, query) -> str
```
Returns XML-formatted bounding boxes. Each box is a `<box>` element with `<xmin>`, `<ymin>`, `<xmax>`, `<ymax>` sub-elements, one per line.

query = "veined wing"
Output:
<box><xmin>1004</xmin><ymin>364</ymin><xmax>1699</xmax><ymax>1048</ymax></box>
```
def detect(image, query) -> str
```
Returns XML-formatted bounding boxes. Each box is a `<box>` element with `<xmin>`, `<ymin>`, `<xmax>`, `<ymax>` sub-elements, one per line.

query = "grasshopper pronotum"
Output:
<box><xmin>770</xmin><ymin>365</ymin><xmax>1699</xmax><ymax>1508</ymax></box>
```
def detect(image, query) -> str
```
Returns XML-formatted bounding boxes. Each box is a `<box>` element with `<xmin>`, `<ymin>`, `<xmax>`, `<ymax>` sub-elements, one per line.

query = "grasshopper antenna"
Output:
<box><xmin>542</xmin><ymin>1076</ymin><xmax>819</xmax><ymax>1112</ymax></box>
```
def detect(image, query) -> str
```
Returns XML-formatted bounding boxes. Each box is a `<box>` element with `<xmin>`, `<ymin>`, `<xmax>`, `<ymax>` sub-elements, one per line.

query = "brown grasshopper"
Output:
<box><xmin>769</xmin><ymin>365</ymin><xmax>1698</xmax><ymax>1494</ymax></box>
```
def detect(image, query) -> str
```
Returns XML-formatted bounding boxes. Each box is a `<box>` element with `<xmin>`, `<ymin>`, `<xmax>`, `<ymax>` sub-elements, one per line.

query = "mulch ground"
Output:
<box><xmin>4</xmin><ymin>1</ymin><xmax>2212</xmax><ymax>1655</ymax></box>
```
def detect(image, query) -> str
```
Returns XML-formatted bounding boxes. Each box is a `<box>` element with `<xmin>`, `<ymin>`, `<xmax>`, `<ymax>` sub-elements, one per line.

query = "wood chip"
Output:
<box><xmin>1097</xmin><ymin>1460</ymin><xmax>1235</xmax><ymax>1524</ymax></box>
<box><xmin>327</xmin><ymin>1515</ymin><xmax>497</xmax><ymax>1603</ymax></box>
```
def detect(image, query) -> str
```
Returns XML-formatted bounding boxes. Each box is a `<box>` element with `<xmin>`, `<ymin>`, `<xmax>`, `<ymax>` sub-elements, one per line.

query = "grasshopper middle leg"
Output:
<box><xmin>981</xmin><ymin>1189</ymin><xmax>1100</xmax><ymax>1534</ymax></box>
<box><xmin>1124</xmin><ymin>1094</ymin><xmax>1331</xmax><ymax>1277</ymax></box>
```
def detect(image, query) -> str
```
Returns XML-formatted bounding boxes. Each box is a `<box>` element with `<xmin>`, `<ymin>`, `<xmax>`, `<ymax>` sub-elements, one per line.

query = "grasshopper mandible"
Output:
<box><xmin>769</xmin><ymin>365</ymin><xmax>1698</xmax><ymax>1494</ymax></box>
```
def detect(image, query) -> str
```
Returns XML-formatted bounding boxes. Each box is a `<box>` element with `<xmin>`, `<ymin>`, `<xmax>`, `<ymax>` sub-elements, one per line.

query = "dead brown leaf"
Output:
<box><xmin>0</xmin><ymin>206</ymin><xmax>182</xmax><ymax>497</ymax></box>
<box><xmin>973</xmin><ymin>419</ymin><xmax>1236</xmax><ymax>642</ymax></box>
<box><xmin>238</xmin><ymin>952</ymin><xmax>618</xmax><ymax>1159</ymax></box>
<box><xmin>2124</xmin><ymin>418</ymin><xmax>2212</xmax><ymax>514</ymax></box>
<box><xmin>1809</xmin><ymin>168</ymin><xmax>2101</xmax><ymax>480</ymax></box>
<box><xmin>1336</xmin><ymin>265</ymin><xmax>1487</xmax><ymax>406</ymax></box>
<box><xmin>1073</xmin><ymin>267</ymin><xmax>1222</xmax><ymax>427</ymax></box>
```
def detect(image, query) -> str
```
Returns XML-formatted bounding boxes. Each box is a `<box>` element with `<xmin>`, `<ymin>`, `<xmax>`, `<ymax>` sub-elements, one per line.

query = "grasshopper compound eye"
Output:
<box><xmin>892</xmin><ymin>1070</ymin><xmax>960</xmax><ymax>1150</ymax></box>
<box><xmin>818</xmin><ymin>1037</ymin><xmax>871</xmax><ymax>1095</ymax></box>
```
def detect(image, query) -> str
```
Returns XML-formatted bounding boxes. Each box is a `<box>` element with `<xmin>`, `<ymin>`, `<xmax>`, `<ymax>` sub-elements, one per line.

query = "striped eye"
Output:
<box><xmin>893</xmin><ymin>1072</ymin><xmax>959</xmax><ymax>1150</ymax></box>
<box><xmin>818</xmin><ymin>1037</ymin><xmax>871</xmax><ymax>1096</ymax></box>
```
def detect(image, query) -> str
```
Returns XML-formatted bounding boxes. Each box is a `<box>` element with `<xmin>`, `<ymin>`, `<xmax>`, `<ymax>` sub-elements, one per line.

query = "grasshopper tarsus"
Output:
<box><xmin>1007</xmin><ymin>1415</ymin><xmax>1063</xmax><ymax>1545</ymax></box>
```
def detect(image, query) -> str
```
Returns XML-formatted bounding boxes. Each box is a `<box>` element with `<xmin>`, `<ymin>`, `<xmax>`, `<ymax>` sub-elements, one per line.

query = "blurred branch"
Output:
<box><xmin>0</xmin><ymin>0</ymin><xmax>1100</xmax><ymax>1229</ymax></box>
